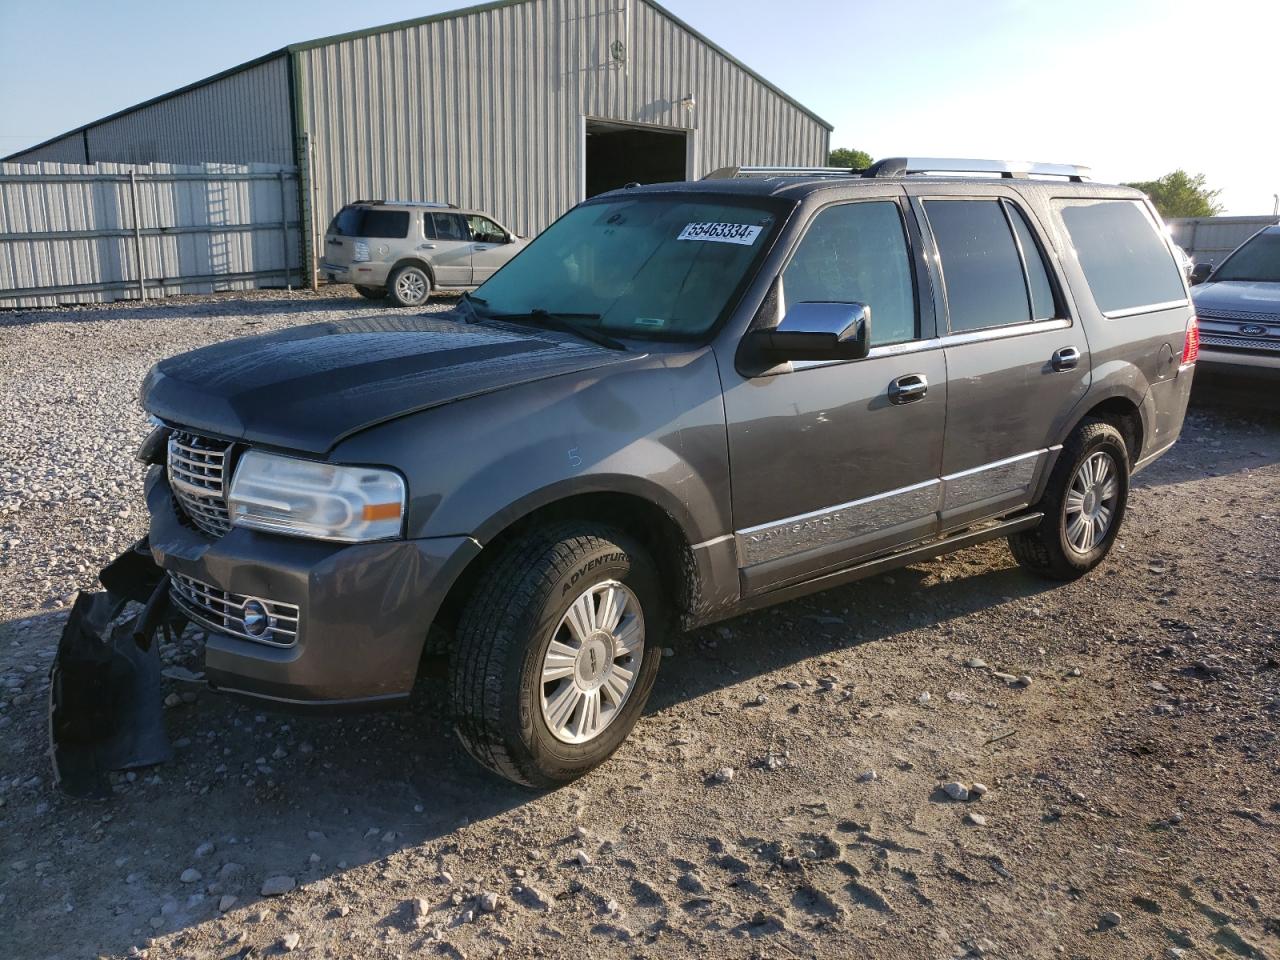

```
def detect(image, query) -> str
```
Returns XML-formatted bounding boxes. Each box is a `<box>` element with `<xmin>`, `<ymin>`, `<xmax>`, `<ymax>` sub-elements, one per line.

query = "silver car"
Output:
<box><xmin>321</xmin><ymin>200</ymin><xmax>526</xmax><ymax>306</ymax></box>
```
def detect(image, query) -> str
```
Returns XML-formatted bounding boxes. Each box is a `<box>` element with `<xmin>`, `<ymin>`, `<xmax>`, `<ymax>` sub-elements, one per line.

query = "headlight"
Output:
<box><xmin>227</xmin><ymin>450</ymin><xmax>405</xmax><ymax>542</ymax></box>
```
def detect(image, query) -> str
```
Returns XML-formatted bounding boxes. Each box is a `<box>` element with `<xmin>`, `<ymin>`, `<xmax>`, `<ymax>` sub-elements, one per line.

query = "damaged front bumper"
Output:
<box><xmin>49</xmin><ymin>468</ymin><xmax>479</xmax><ymax>798</ymax></box>
<box><xmin>144</xmin><ymin>468</ymin><xmax>478</xmax><ymax>706</ymax></box>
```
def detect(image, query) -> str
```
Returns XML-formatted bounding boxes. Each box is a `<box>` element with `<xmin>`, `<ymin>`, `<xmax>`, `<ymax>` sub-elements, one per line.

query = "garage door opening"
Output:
<box><xmin>583</xmin><ymin>119</ymin><xmax>689</xmax><ymax>199</ymax></box>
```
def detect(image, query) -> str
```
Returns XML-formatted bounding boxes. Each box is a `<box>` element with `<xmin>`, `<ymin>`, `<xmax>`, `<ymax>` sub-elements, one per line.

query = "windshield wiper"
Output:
<box><xmin>491</xmin><ymin>308</ymin><xmax>626</xmax><ymax>351</ymax></box>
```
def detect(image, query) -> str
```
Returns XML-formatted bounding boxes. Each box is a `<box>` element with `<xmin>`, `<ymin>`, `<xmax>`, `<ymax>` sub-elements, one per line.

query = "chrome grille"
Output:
<box><xmin>169</xmin><ymin>572</ymin><xmax>299</xmax><ymax>647</ymax></box>
<box><xmin>1196</xmin><ymin>308</ymin><xmax>1279</xmax><ymax>323</ymax></box>
<box><xmin>1200</xmin><ymin>334</ymin><xmax>1280</xmax><ymax>353</ymax></box>
<box><xmin>168</xmin><ymin>430</ymin><xmax>232</xmax><ymax>537</ymax></box>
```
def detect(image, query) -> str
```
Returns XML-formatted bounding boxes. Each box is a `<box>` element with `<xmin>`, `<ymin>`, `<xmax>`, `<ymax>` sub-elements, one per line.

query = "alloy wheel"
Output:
<box><xmin>396</xmin><ymin>270</ymin><xmax>427</xmax><ymax>303</ymax></box>
<box><xmin>1064</xmin><ymin>450</ymin><xmax>1119</xmax><ymax>553</ymax></box>
<box><xmin>539</xmin><ymin>580</ymin><xmax>644</xmax><ymax>744</ymax></box>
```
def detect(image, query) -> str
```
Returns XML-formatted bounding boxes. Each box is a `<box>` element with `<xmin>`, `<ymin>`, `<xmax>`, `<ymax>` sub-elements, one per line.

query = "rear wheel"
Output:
<box><xmin>1008</xmin><ymin>419</ymin><xmax>1130</xmax><ymax>580</ymax></box>
<box><xmin>388</xmin><ymin>264</ymin><xmax>431</xmax><ymax>307</ymax></box>
<box><xmin>353</xmin><ymin>284</ymin><xmax>386</xmax><ymax>300</ymax></box>
<box><xmin>450</xmin><ymin>523</ymin><xmax>665</xmax><ymax>787</ymax></box>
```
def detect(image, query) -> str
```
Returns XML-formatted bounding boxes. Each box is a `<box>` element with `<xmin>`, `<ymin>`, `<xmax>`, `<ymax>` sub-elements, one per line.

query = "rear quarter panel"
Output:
<box><xmin>1022</xmin><ymin>183</ymin><xmax>1195</xmax><ymax>457</ymax></box>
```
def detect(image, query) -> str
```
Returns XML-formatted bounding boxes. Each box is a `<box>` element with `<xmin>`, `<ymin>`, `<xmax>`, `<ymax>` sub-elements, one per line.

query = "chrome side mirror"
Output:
<box><xmin>749</xmin><ymin>301</ymin><xmax>871</xmax><ymax>363</ymax></box>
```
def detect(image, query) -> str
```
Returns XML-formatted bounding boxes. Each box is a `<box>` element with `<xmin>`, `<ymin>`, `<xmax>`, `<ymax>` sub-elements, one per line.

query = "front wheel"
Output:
<box><xmin>450</xmin><ymin>524</ymin><xmax>665</xmax><ymax>787</ymax></box>
<box><xmin>1008</xmin><ymin>419</ymin><xmax>1130</xmax><ymax>580</ymax></box>
<box><xmin>387</xmin><ymin>264</ymin><xmax>431</xmax><ymax>307</ymax></box>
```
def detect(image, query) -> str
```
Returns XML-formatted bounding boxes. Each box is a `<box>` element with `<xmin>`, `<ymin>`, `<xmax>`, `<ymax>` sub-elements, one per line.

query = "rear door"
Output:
<box><xmin>909</xmin><ymin>189</ymin><xmax>1090</xmax><ymax>532</ymax></box>
<box><xmin>467</xmin><ymin>214</ymin><xmax>520</xmax><ymax>283</ymax></box>
<box><xmin>426</xmin><ymin>213</ymin><xmax>474</xmax><ymax>286</ymax></box>
<box><xmin>719</xmin><ymin>193</ymin><xmax>948</xmax><ymax>595</ymax></box>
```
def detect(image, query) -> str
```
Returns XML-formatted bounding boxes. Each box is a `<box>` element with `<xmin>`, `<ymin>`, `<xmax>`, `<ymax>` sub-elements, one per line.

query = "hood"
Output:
<box><xmin>1192</xmin><ymin>280</ymin><xmax>1280</xmax><ymax>316</ymax></box>
<box><xmin>143</xmin><ymin>313</ymin><xmax>636</xmax><ymax>454</ymax></box>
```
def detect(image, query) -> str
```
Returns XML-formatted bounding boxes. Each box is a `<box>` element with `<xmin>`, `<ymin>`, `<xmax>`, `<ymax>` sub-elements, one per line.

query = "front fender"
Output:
<box><xmin>332</xmin><ymin>347</ymin><xmax>733</xmax><ymax>549</ymax></box>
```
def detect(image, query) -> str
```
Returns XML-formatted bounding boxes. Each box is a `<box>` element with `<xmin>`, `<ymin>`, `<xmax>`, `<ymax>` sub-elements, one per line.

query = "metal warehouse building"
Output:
<box><xmin>6</xmin><ymin>0</ymin><xmax>831</xmax><ymax>280</ymax></box>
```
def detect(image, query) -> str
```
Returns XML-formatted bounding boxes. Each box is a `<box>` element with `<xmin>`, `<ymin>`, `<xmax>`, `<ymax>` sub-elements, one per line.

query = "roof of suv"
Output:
<box><xmin>602</xmin><ymin>158</ymin><xmax>1141</xmax><ymax>204</ymax></box>
<box><xmin>343</xmin><ymin>199</ymin><xmax>493</xmax><ymax>218</ymax></box>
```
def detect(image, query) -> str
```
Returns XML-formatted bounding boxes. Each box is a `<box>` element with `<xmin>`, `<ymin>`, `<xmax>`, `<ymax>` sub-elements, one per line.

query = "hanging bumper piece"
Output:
<box><xmin>48</xmin><ymin>539</ymin><xmax>187</xmax><ymax>799</ymax></box>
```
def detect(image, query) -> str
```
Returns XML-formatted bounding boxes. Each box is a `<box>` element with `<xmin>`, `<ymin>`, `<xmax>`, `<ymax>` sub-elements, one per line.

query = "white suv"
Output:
<box><xmin>322</xmin><ymin>200</ymin><xmax>527</xmax><ymax>306</ymax></box>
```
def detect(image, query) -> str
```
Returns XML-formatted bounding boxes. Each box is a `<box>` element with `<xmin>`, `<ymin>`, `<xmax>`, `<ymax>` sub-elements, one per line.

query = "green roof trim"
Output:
<box><xmin>641</xmin><ymin>1</ymin><xmax>833</xmax><ymax>131</ymax></box>
<box><xmin>4</xmin><ymin>0</ymin><xmax>831</xmax><ymax>162</ymax></box>
<box><xmin>2</xmin><ymin>50</ymin><xmax>290</xmax><ymax>163</ymax></box>
<box><xmin>285</xmin><ymin>0</ymin><xmax>832</xmax><ymax>132</ymax></box>
<box><xmin>284</xmin><ymin>0</ymin><xmax>529</xmax><ymax>53</ymax></box>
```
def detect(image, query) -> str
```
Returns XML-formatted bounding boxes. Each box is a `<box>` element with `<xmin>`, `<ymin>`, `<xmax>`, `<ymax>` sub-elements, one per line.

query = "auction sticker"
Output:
<box><xmin>677</xmin><ymin>222</ymin><xmax>763</xmax><ymax>245</ymax></box>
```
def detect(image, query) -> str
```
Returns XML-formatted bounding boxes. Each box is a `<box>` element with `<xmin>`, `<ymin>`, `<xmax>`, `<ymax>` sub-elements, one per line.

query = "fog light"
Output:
<box><xmin>242</xmin><ymin>599</ymin><xmax>270</xmax><ymax>638</ymax></box>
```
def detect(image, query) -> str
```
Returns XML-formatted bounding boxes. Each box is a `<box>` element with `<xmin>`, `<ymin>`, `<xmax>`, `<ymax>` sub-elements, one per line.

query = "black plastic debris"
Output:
<box><xmin>48</xmin><ymin>538</ymin><xmax>185</xmax><ymax>799</ymax></box>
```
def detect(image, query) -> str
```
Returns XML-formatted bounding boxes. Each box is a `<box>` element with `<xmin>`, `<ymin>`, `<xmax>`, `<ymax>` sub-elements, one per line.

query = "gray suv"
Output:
<box><xmin>55</xmin><ymin>158</ymin><xmax>1198</xmax><ymax>792</ymax></box>
<box><xmin>321</xmin><ymin>200</ymin><xmax>526</xmax><ymax>306</ymax></box>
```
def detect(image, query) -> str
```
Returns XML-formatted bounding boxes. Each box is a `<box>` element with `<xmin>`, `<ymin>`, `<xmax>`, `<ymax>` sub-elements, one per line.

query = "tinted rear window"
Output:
<box><xmin>1007</xmin><ymin>204</ymin><xmax>1057</xmax><ymax>321</ymax></box>
<box><xmin>925</xmin><ymin>199</ymin><xmax>1031</xmax><ymax>332</ymax></box>
<box><xmin>329</xmin><ymin>207</ymin><xmax>410</xmax><ymax>239</ymax></box>
<box><xmin>1057</xmin><ymin>200</ymin><xmax>1185</xmax><ymax>314</ymax></box>
<box><xmin>428</xmin><ymin>213</ymin><xmax>468</xmax><ymax>241</ymax></box>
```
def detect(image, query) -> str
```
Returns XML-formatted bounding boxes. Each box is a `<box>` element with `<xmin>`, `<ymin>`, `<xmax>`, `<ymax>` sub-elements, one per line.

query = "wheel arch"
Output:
<box><xmin>428</xmin><ymin>485</ymin><xmax>701</xmax><ymax>652</ymax></box>
<box><xmin>388</xmin><ymin>257</ymin><xmax>436</xmax><ymax>287</ymax></box>
<box><xmin>1060</xmin><ymin>386</ymin><xmax>1147</xmax><ymax>468</ymax></box>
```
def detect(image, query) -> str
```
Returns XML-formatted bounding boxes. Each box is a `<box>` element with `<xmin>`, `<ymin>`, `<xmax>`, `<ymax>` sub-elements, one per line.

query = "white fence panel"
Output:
<box><xmin>0</xmin><ymin>160</ymin><xmax>301</xmax><ymax>308</ymax></box>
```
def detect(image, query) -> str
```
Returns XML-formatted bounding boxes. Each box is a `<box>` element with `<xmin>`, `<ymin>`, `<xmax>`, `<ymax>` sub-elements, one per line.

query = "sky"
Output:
<box><xmin>2</xmin><ymin>0</ymin><xmax>1277</xmax><ymax>214</ymax></box>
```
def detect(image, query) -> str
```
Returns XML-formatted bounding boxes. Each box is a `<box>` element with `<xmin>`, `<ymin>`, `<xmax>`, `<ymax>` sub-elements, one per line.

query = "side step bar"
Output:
<box><xmin>738</xmin><ymin>513</ymin><xmax>1044</xmax><ymax>615</ymax></box>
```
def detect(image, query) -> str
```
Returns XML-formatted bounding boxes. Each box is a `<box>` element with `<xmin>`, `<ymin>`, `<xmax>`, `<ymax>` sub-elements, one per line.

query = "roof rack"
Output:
<box><xmin>703</xmin><ymin>158</ymin><xmax>1091</xmax><ymax>183</ymax></box>
<box><xmin>703</xmin><ymin>165</ymin><xmax>855</xmax><ymax>180</ymax></box>
<box><xmin>351</xmin><ymin>199</ymin><xmax>459</xmax><ymax>208</ymax></box>
<box><xmin>864</xmin><ymin>158</ymin><xmax>1091</xmax><ymax>182</ymax></box>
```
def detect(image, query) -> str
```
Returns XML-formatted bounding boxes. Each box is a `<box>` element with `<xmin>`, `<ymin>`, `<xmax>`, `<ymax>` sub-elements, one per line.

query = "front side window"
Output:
<box><xmin>782</xmin><ymin>201</ymin><xmax>917</xmax><ymax>346</ymax></box>
<box><xmin>328</xmin><ymin>206</ymin><xmax>409</xmax><ymax>239</ymax></box>
<box><xmin>1211</xmin><ymin>230</ymin><xmax>1280</xmax><ymax>283</ymax></box>
<box><xmin>471</xmin><ymin>196</ymin><xmax>782</xmax><ymax>340</ymax></box>
<box><xmin>925</xmin><ymin>199</ymin><xmax>1044</xmax><ymax>333</ymax></box>
<box><xmin>1057</xmin><ymin>199</ymin><xmax>1186</xmax><ymax>314</ymax></box>
<box><xmin>467</xmin><ymin>215</ymin><xmax>507</xmax><ymax>243</ymax></box>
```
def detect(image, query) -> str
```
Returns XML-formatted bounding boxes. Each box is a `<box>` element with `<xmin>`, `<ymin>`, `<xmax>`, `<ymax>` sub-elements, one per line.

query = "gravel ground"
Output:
<box><xmin>0</xmin><ymin>290</ymin><xmax>1277</xmax><ymax>960</ymax></box>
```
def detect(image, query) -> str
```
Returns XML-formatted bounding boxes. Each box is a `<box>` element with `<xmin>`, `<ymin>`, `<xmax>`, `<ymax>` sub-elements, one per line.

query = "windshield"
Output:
<box><xmin>1213</xmin><ymin>231</ymin><xmax>1280</xmax><ymax>283</ymax></box>
<box><xmin>470</xmin><ymin>196</ymin><xmax>782</xmax><ymax>339</ymax></box>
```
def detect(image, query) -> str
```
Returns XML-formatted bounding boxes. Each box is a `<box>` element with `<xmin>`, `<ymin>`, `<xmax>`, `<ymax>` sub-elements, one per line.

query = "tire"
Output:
<box><xmin>387</xmin><ymin>264</ymin><xmax>431</xmax><ymax>307</ymax></box>
<box><xmin>450</xmin><ymin>523</ymin><xmax>666</xmax><ymax>788</ymax></box>
<box><xmin>1009</xmin><ymin>419</ymin><xmax>1130</xmax><ymax>580</ymax></box>
<box><xmin>353</xmin><ymin>284</ymin><xmax>386</xmax><ymax>300</ymax></box>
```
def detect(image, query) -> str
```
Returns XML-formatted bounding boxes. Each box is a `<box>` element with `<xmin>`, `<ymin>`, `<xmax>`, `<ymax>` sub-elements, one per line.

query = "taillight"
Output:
<box><xmin>1181</xmin><ymin>315</ymin><xmax>1199</xmax><ymax>365</ymax></box>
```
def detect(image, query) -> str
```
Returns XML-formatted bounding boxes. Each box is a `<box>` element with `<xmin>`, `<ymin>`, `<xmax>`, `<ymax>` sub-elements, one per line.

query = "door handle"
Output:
<box><xmin>888</xmin><ymin>373</ymin><xmax>928</xmax><ymax>404</ymax></box>
<box><xmin>418</xmin><ymin>243</ymin><xmax>437</xmax><ymax>250</ymax></box>
<box><xmin>1051</xmin><ymin>346</ymin><xmax>1081</xmax><ymax>371</ymax></box>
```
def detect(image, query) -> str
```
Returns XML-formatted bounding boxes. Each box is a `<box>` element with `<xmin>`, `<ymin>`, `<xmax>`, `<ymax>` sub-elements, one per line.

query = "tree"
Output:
<box><xmin>829</xmin><ymin>147</ymin><xmax>873</xmax><ymax>170</ymax></box>
<box><xmin>1122</xmin><ymin>170</ymin><xmax>1224</xmax><ymax>219</ymax></box>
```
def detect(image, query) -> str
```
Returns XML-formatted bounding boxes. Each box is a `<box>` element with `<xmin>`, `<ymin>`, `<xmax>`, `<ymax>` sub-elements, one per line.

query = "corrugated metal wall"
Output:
<box><xmin>8</xmin><ymin>56</ymin><xmax>294</xmax><ymax>168</ymax></box>
<box><xmin>0</xmin><ymin>161</ymin><xmax>301</xmax><ymax>308</ymax></box>
<box><xmin>1169</xmin><ymin>215</ymin><xmax>1279</xmax><ymax>266</ymax></box>
<box><xmin>296</xmin><ymin>0</ymin><xmax>829</xmax><ymax>238</ymax></box>
<box><xmin>9</xmin><ymin>135</ymin><xmax>86</xmax><ymax>165</ymax></box>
